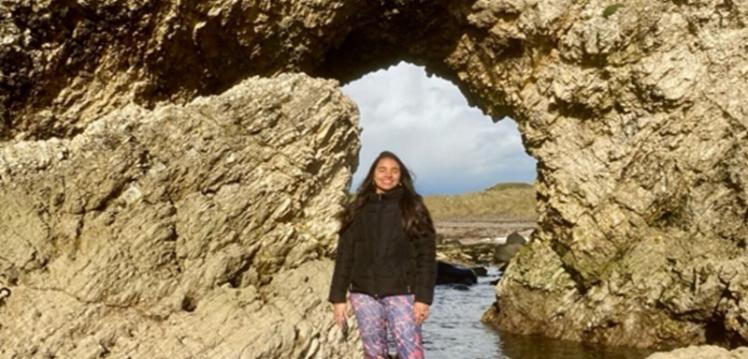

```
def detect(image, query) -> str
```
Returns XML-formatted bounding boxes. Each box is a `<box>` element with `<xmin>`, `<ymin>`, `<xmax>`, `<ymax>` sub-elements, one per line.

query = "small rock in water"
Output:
<box><xmin>436</xmin><ymin>261</ymin><xmax>478</xmax><ymax>285</ymax></box>
<box><xmin>470</xmin><ymin>266</ymin><xmax>488</xmax><ymax>276</ymax></box>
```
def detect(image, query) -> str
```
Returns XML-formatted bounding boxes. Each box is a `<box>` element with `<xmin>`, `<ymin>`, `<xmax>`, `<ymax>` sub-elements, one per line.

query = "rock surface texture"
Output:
<box><xmin>1</xmin><ymin>0</ymin><xmax>747</xmax><ymax>355</ymax></box>
<box><xmin>0</xmin><ymin>74</ymin><xmax>363</xmax><ymax>357</ymax></box>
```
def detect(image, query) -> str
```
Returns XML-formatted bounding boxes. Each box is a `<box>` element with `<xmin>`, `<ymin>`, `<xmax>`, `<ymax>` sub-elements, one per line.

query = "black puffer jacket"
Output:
<box><xmin>328</xmin><ymin>187</ymin><xmax>437</xmax><ymax>304</ymax></box>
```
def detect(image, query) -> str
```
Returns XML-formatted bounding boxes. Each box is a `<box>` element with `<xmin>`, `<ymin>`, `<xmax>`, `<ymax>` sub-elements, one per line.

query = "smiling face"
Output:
<box><xmin>373</xmin><ymin>157</ymin><xmax>402</xmax><ymax>194</ymax></box>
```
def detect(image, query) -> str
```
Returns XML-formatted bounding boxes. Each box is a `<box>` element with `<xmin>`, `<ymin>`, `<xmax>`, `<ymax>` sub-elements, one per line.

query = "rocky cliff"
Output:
<box><xmin>2</xmin><ymin>0</ymin><xmax>747</xmax><ymax>354</ymax></box>
<box><xmin>0</xmin><ymin>73</ymin><xmax>363</xmax><ymax>357</ymax></box>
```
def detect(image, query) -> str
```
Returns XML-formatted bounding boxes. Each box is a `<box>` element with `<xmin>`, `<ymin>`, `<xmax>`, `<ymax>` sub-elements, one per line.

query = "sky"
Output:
<box><xmin>340</xmin><ymin>62</ymin><xmax>537</xmax><ymax>195</ymax></box>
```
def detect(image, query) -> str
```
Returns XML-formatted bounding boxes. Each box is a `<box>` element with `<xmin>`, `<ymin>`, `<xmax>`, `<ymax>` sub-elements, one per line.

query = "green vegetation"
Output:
<box><xmin>424</xmin><ymin>182</ymin><xmax>536</xmax><ymax>221</ymax></box>
<box><xmin>602</xmin><ymin>3</ymin><xmax>624</xmax><ymax>18</ymax></box>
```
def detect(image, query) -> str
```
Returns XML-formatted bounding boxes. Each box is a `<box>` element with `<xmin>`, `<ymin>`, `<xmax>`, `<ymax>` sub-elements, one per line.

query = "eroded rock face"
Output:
<box><xmin>2</xmin><ymin>0</ymin><xmax>747</xmax><ymax>353</ymax></box>
<box><xmin>0</xmin><ymin>0</ymin><xmax>371</xmax><ymax>140</ymax></box>
<box><xmin>0</xmin><ymin>74</ymin><xmax>362</xmax><ymax>358</ymax></box>
<box><xmin>462</xmin><ymin>1</ymin><xmax>748</xmax><ymax>349</ymax></box>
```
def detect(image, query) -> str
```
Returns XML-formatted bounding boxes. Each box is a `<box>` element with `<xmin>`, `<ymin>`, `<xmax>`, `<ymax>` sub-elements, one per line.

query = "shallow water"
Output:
<box><xmin>420</xmin><ymin>267</ymin><xmax>655</xmax><ymax>359</ymax></box>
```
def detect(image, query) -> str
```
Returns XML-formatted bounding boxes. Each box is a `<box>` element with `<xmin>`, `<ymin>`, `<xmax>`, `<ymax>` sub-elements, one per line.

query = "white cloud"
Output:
<box><xmin>341</xmin><ymin>62</ymin><xmax>537</xmax><ymax>195</ymax></box>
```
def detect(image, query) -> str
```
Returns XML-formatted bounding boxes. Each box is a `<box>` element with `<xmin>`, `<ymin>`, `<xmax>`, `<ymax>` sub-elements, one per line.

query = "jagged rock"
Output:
<box><xmin>0</xmin><ymin>74</ymin><xmax>363</xmax><ymax>358</ymax></box>
<box><xmin>1</xmin><ymin>0</ymin><xmax>747</xmax><ymax>352</ymax></box>
<box><xmin>647</xmin><ymin>345</ymin><xmax>748</xmax><ymax>359</ymax></box>
<box><xmin>0</xmin><ymin>0</ymin><xmax>367</xmax><ymax>140</ymax></box>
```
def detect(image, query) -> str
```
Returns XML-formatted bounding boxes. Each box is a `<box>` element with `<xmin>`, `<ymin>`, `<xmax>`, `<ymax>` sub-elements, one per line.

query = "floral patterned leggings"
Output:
<box><xmin>349</xmin><ymin>292</ymin><xmax>424</xmax><ymax>359</ymax></box>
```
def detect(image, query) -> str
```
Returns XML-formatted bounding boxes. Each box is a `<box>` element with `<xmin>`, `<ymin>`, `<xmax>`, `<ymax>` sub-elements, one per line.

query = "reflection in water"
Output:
<box><xmin>422</xmin><ymin>267</ymin><xmax>655</xmax><ymax>359</ymax></box>
<box><xmin>499</xmin><ymin>331</ymin><xmax>654</xmax><ymax>359</ymax></box>
<box><xmin>423</xmin><ymin>267</ymin><xmax>502</xmax><ymax>359</ymax></box>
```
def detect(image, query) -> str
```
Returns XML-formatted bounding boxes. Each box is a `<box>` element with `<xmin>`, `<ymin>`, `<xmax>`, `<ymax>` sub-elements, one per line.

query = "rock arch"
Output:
<box><xmin>1</xmin><ymin>0</ymin><xmax>747</xmax><ymax>356</ymax></box>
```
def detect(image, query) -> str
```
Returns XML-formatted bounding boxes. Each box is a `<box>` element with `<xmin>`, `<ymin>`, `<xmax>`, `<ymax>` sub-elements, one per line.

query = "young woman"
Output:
<box><xmin>329</xmin><ymin>151</ymin><xmax>437</xmax><ymax>359</ymax></box>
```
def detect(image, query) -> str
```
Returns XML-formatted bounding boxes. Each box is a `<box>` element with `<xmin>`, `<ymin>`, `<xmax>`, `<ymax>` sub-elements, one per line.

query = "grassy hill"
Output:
<box><xmin>424</xmin><ymin>182</ymin><xmax>536</xmax><ymax>221</ymax></box>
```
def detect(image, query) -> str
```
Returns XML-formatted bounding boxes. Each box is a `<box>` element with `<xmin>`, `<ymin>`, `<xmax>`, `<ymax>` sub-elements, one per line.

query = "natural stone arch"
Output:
<box><xmin>317</xmin><ymin>1</ymin><xmax>748</xmax><ymax>349</ymax></box>
<box><xmin>1</xmin><ymin>0</ymin><xmax>747</xmax><ymax>356</ymax></box>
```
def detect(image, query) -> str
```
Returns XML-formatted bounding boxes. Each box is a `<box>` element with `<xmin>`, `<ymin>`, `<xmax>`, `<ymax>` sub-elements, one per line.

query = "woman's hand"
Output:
<box><xmin>333</xmin><ymin>302</ymin><xmax>348</xmax><ymax>329</ymax></box>
<box><xmin>414</xmin><ymin>301</ymin><xmax>430</xmax><ymax>325</ymax></box>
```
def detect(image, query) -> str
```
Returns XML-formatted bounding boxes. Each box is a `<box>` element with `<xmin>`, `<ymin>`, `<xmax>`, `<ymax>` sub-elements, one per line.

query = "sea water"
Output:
<box><xmin>421</xmin><ymin>267</ymin><xmax>655</xmax><ymax>359</ymax></box>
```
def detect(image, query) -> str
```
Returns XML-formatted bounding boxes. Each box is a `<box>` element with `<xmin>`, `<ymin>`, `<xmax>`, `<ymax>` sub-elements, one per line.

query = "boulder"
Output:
<box><xmin>436</xmin><ymin>261</ymin><xmax>478</xmax><ymax>286</ymax></box>
<box><xmin>494</xmin><ymin>232</ymin><xmax>528</xmax><ymax>268</ymax></box>
<box><xmin>505</xmin><ymin>231</ymin><xmax>528</xmax><ymax>245</ymax></box>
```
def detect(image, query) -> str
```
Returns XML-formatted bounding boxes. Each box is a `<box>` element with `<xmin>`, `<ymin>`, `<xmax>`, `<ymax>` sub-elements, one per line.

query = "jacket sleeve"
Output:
<box><xmin>413</xmin><ymin>227</ymin><xmax>437</xmax><ymax>305</ymax></box>
<box><xmin>328</xmin><ymin>221</ymin><xmax>356</xmax><ymax>303</ymax></box>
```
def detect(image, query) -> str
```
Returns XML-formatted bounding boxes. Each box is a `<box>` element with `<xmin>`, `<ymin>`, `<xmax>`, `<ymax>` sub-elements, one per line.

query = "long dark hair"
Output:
<box><xmin>340</xmin><ymin>151</ymin><xmax>435</xmax><ymax>239</ymax></box>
